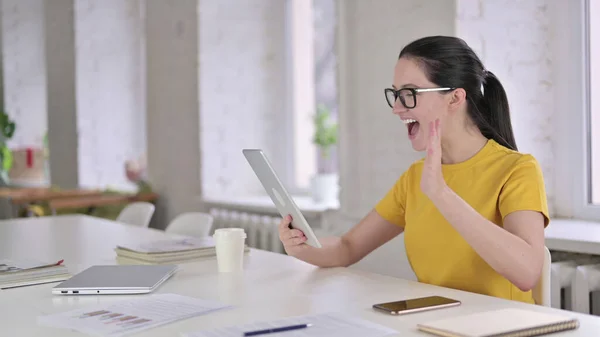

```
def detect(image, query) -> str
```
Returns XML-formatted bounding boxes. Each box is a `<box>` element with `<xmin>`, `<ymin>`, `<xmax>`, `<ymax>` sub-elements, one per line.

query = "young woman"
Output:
<box><xmin>277</xmin><ymin>36</ymin><xmax>549</xmax><ymax>304</ymax></box>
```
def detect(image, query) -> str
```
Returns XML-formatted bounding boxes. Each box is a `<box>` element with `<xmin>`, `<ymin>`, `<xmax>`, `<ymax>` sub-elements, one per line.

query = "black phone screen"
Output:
<box><xmin>374</xmin><ymin>296</ymin><xmax>460</xmax><ymax>312</ymax></box>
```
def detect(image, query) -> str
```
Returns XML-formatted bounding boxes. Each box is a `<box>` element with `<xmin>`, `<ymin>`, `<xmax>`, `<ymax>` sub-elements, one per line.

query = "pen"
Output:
<box><xmin>243</xmin><ymin>323</ymin><xmax>312</xmax><ymax>336</ymax></box>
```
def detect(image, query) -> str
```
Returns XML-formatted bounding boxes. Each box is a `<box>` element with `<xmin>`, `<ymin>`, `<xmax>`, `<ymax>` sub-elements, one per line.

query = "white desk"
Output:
<box><xmin>1</xmin><ymin>215</ymin><xmax>600</xmax><ymax>336</ymax></box>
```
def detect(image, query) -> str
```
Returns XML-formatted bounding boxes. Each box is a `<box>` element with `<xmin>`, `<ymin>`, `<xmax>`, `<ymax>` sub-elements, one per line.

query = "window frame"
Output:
<box><xmin>282</xmin><ymin>0</ymin><xmax>317</xmax><ymax>195</ymax></box>
<box><xmin>553</xmin><ymin>0</ymin><xmax>600</xmax><ymax>221</ymax></box>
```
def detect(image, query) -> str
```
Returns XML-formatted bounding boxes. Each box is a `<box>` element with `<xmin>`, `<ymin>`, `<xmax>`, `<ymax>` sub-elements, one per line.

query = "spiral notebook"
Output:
<box><xmin>417</xmin><ymin>308</ymin><xmax>579</xmax><ymax>337</ymax></box>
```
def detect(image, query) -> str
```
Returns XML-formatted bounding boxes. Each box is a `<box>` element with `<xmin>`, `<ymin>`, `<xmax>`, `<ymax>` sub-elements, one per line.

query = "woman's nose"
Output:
<box><xmin>392</xmin><ymin>102</ymin><xmax>407</xmax><ymax>115</ymax></box>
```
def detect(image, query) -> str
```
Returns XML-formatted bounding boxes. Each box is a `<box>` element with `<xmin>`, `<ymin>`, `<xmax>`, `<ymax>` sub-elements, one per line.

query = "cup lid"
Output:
<box><xmin>213</xmin><ymin>228</ymin><xmax>247</xmax><ymax>238</ymax></box>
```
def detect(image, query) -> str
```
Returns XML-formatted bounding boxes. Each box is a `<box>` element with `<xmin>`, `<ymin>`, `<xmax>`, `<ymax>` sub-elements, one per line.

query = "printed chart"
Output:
<box><xmin>38</xmin><ymin>293</ymin><xmax>231</xmax><ymax>337</ymax></box>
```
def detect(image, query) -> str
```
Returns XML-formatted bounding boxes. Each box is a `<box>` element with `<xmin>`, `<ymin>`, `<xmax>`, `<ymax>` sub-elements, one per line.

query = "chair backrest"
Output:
<box><xmin>116</xmin><ymin>202</ymin><xmax>155</xmax><ymax>227</ymax></box>
<box><xmin>532</xmin><ymin>246</ymin><xmax>551</xmax><ymax>307</ymax></box>
<box><xmin>165</xmin><ymin>212</ymin><xmax>214</xmax><ymax>238</ymax></box>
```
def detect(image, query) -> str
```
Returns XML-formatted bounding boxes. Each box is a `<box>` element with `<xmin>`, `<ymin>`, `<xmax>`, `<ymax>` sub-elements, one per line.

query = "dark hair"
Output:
<box><xmin>398</xmin><ymin>36</ymin><xmax>517</xmax><ymax>151</ymax></box>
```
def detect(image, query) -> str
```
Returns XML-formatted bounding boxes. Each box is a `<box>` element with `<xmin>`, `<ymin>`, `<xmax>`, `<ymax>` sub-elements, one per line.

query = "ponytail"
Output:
<box><xmin>398</xmin><ymin>36</ymin><xmax>519</xmax><ymax>151</ymax></box>
<box><xmin>480</xmin><ymin>71</ymin><xmax>518</xmax><ymax>151</ymax></box>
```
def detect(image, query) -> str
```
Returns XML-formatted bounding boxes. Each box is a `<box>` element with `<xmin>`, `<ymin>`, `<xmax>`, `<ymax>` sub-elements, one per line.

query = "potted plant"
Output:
<box><xmin>125</xmin><ymin>154</ymin><xmax>153</xmax><ymax>193</ymax></box>
<box><xmin>0</xmin><ymin>111</ymin><xmax>16</xmax><ymax>186</ymax></box>
<box><xmin>311</xmin><ymin>103</ymin><xmax>338</xmax><ymax>204</ymax></box>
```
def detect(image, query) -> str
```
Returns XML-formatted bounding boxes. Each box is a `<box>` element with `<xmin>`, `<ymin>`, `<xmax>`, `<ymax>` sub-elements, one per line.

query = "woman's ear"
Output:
<box><xmin>448</xmin><ymin>88</ymin><xmax>467</xmax><ymax>112</ymax></box>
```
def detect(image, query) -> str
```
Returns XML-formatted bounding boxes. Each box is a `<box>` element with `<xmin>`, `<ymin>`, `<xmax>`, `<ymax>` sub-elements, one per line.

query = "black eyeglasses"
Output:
<box><xmin>384</xmin><ymin>87</ymin><xmax>454</xmax><ymax>109</ymax></box>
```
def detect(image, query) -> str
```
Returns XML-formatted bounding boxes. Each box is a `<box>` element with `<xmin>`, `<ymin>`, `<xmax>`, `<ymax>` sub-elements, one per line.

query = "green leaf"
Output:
<box><xmin>5</xmin><ymin>122</ymin><xmax>15</xmax><ymax>138</ymax></box>
<box><xmin>1</xmin><ymin>146</ymin><xmax>13</xmax><ymax>171</ymax></box>
<box><xmin>312</xmin><ymin>103</ymin><xmax>338</xmax><ymax>153</ymax></box>
<box><xmin>0</xmin><ymin>111</ymin><xmax>16</xmax><ymax>139</ymax></box>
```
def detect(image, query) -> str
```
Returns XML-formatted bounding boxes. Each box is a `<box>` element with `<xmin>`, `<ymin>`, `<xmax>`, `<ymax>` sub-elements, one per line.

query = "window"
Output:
<box><xmin>554</xmin><ymin>0</ymin><xmax>600</xmax><ymax>221</ymax></box>
<box><xmin>199</xmin><ymin>1</ymin><xmax>338</xmax><ymax>200</ymax></box>
<box><xmin>284</xmin><ymin>0</ymin><xmax>338</xmax><ymax>193</ymax></box>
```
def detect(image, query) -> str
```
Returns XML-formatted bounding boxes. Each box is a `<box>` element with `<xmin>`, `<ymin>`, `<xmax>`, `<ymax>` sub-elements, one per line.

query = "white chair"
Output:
<box><xmin>165</xmin><ymin>212</ymin><xmax>214</xmax><ymax>238</ymax></box>
<box><xmin>532</xmin><ymin>246</ymin><xmax>552</xmax><ymax>307</ymax></box>
<box><xmin>116</xmin><ymin>202</ymin><xmax>155</xmax><ymax>227</ymax></box>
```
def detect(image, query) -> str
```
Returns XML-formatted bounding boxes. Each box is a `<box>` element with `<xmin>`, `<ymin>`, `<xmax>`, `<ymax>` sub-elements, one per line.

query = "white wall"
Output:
<box><xmin>456</xmin><ymin>0</ymin><xmax>555</xmax><ymax>213</ymax></box>
<box><xmin>2</xmin><ymin>0</ymin><xmax>146</xmax><ymax>190</ymax></box>
<box><xmin>75</xmin><ymin>0</ymin><xmax>145</xmax><ymax>191</ymax></box>
<box><xmin>1</xmin><ymin>0</ymin><xmax>46</xmax><ymax>149</ymax></box>
<box><xmin>145</xmin><ymin>0</ymin><xmax>201</xmax><ymax>228</ymax></box>
<box><xmin>198</xmin><ymin>0</ymin><xmax>287</xmax><ymax>198</ymax></box>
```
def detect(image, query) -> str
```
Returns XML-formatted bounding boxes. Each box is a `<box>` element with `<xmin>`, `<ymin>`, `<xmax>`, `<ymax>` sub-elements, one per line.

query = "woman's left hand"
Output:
<box><xmin>420</xmin><ymin>119</ymin><xmax>448</xmax><ymax>199</ymax></box>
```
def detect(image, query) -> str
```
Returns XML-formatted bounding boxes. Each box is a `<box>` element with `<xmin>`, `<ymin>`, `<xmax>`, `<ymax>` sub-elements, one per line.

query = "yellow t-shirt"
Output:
<box><xmin>375</xmin><ymin>139</ymin><xmax>549</xmax><ymax>304</ymax></box>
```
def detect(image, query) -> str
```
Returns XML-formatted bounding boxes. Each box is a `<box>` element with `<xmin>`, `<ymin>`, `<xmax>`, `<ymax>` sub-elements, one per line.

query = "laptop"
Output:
<box><xmin>52</xmin><ymin>265</ymin><xmax>177</xmax><ymax>295</ymax></box>
<box><xmin>242</xmin><ymin>149</ymin><xmax>322</xmax><ymax>248</ymax></box>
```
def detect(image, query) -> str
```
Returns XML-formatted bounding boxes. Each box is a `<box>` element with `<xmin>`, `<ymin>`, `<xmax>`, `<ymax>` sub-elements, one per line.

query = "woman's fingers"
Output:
<box><xmin>288</xmin><ymin>229</ymin><xmax>305</xmax><ymax>240</ymax></box>
<box><xmin>278</xmin><ymin>215</ymin><xmax>307</xmax><ymax>246</ymax></box>
<box><xmin>289</xmin><ymin>236</ymin><xmax>307</xmax><ymax>246</ymax></box>
<box><xmin>278</xmin><ymin>215</ymin><xmax>292</xmax><ymax>234</ymax></box>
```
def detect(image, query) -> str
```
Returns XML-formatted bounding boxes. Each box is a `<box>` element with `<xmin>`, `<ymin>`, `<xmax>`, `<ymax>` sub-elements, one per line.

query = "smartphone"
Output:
<box><xmin>372</xmin><ymin>296</ymin><xmax>461</xmax><ymax>315</ymax></box>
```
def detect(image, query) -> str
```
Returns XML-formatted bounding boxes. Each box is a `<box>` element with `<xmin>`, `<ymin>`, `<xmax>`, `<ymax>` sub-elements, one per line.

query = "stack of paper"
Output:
<box><xmin>37</xmin><ymin>293</ymin><xmax>231</xmax><ymax>337</ymax></box>
<box><xmin>183</xmin><ymin>312</ymin><xmax>398</xmax><ymax>337</ymax></box>
<box><xmin>0</xmin><ymin>258</ymin><xmax>70</xmax><ymax>289</ymax></box>
<box><xmin>114</xmin><ymin>237</ymin><xmax>249</xmax><ymax>265</ymax></box>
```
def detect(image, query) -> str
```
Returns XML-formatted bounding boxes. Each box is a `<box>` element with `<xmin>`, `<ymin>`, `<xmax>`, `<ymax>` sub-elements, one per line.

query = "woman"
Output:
<box><xmin>277</xmin><ymin>36</ymin><xmax>549</xmax><ymax>304</ymax></box>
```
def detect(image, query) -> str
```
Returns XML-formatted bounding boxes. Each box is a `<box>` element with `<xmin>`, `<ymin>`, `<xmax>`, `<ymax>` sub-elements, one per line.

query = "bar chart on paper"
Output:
<box><xmin>37</xmin><ymin>293</ymin><xmax>231</xmax><ymax>337</ymax></box>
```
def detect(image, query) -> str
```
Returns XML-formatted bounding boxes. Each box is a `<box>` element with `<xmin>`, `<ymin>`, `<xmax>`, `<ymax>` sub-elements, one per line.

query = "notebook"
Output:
<box><xmin>0</xmin><ymin>258</ymin><xmax>70</xmax><ymax>289</ymax></box>
<box><xmin>417</xmin><ymin>308</ymin><xmax>579</xmax><ymax>337</ymax></box>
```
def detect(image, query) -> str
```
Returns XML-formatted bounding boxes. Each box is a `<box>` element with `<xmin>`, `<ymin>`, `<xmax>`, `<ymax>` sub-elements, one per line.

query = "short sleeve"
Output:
<box><xmin>375</xmin><ymin>169</ymin><xmax>409</xmax><ymax>228</ymax></box>
<box><xmin>498</xmin><ymin>155</ymin><xmax>550</xmax><ymax>227</ymax></box>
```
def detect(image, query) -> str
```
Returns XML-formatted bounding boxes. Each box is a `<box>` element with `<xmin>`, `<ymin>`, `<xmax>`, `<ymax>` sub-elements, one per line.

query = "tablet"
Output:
<box><xmin>242</xmin><ymin>149</ymin><xmax>322</xmax><ymax>248</ymax></box>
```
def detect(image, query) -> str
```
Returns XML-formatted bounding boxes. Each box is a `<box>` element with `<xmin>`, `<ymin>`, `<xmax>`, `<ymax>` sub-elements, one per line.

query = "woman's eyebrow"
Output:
<box><xmin>391</xmin><ymin>83</ymin><xmax>421</xmax><ymax>89</ymax></box>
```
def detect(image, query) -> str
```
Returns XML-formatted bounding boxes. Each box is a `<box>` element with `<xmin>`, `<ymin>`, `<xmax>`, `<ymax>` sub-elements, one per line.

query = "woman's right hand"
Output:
<box><xmin>277</xmin><ymin>209</ymin><xmax>401</xmax><ymax>268</ymax></box>
<box><xmin>278</xmin><ymin>215</ymin><xmax>308</xmax><ymax>256</ymax></box>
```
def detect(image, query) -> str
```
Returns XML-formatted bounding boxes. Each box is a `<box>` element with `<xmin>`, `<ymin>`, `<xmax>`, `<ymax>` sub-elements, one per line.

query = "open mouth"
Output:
<box><xmin>402</xmin><ymin>119</ymin><xmax>420</xmax><ymax>138</ymax></box>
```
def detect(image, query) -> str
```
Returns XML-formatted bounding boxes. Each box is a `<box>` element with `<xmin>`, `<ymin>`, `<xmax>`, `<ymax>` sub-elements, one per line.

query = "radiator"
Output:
<box><xmin>209</xmin><ymin>208</ymin><xmax>285</xmax><ymax>254</ymax></box>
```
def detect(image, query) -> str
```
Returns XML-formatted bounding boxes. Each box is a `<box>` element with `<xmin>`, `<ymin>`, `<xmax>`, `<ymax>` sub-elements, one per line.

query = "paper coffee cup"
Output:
<box><xmin>213</xmin><ymin>228</ymin><xmax>247</xmax><ymax>272</ymax></box>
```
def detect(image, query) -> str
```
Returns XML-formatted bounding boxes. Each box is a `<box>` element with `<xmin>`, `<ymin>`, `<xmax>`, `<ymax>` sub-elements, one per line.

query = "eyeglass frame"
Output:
<box><xmin>384</xmin><ymin>87</ymin><xmax>455</xmax><ymax>109</ymax></box>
